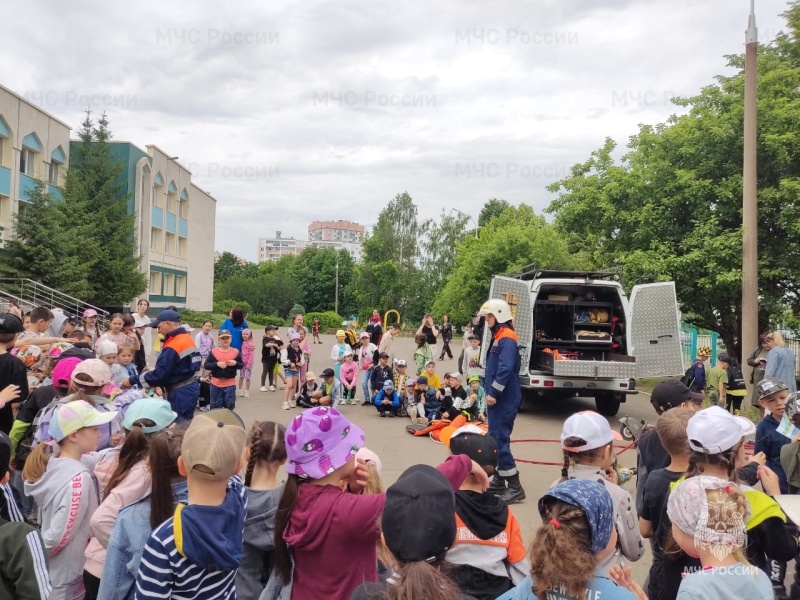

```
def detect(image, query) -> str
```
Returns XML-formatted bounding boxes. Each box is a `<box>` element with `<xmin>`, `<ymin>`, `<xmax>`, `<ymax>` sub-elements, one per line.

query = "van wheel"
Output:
<box><xmin>595</xmin><ymin>394</ymin><xmax>621</xmax><ymax>417</ymax></box>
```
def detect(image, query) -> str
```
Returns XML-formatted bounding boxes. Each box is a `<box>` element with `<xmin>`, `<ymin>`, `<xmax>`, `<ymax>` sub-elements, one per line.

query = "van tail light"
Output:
<box><xmin>544</xmin><ymin>381</ymin><xmax>554</xmax><ymax>387</ymax></box>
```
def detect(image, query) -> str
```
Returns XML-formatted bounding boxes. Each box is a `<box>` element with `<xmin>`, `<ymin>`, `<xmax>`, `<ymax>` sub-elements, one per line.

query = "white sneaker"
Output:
<box><xmin>260</xmin><ymin>386</ymin><xmax>267</xmax><ymax>392</ymax></box>
<box><xmin>269</xmin><ymin>385</ymin><xmax>276</xmax><ymax>392</ymax></box>
<box><xmin>282</xmin><ymin>402</ymin><xmax>289</xmax><ymax>410</ymax></box>
<box><xmin>279</xmin><ymin>384</ymin><xmax>286</xmax><ymax>390</ymax></box>
<box><xmin>237</xmin><ymin>389</ymin><xmax>244</xmax><ymax>397</ymax></box>
<box><xmin>244</xmin><ymin>391</ymin><xmax>250</xmax><ymax>398</ymax></box>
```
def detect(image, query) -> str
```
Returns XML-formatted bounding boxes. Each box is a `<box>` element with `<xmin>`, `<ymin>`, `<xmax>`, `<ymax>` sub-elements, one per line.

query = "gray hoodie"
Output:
<box><xmin>25</xmin><ymin>456</ymin><xmax>100</xmax><ymax>600</ymax></box>
<box><xmin>236</xmin><ymin>485</ymin><xmax>284</xmax><ymax>600</ymax></box>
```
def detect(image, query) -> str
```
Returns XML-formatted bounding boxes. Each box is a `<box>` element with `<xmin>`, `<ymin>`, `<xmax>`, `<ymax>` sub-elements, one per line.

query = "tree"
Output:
<box><xmin>358</xmin><ymin>192</ymin><xmax>422</xmax><ymax>318</ymax></box>
<box><xmin>214</xmin><ymin>252</ymin><xmax>244</xmax><ymax>285</ymax></box>
<box><xmin>546</xmin><ymin>7</ymin><xmax>800</xmax><ymax>358</ymax></box>
<box><xmin>478</xmin><ymin>198</ymin><xmax>511</xmax><ymax>228</ymax></box>
<box><xmin>290</xmin><ymin>247</ymin><xmax>356</xmax><ymax>314</ymax></box>
<box><xmin>65</xmin><ymin>111</ymin><xmax>146</xmax><ymax>305</ymax></box>
<box><xmin>0</xmin><ymin>180</ymin><xmax>91</xmax><ymax>297</ymax></box>
<box><xmin>418</xmin><ymin>209</ymin><xmax>470</xmax><ymax>311</ymax></box>
<box><xmin>433</xmin><ymin>204</ymin><xmax>583</xmax><ymax>325</ymax></box>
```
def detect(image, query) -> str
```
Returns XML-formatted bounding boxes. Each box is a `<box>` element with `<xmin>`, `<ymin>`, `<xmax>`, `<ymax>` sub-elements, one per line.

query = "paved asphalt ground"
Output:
<box><xmin>227</xmin><ymin>332</ymin><xmax>657</xmax><ymax>583</ymax></box>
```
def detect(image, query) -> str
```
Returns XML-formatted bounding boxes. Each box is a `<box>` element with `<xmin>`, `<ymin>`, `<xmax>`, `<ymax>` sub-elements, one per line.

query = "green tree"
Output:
<box><xmin>66</xmin><ymin>111</ymin><xmax>146</xmax><ymax>305</ymax></box>
<box><xmin>418</xmin><ymin>209</ymin><xmax>470</xmax><ymax>310</ymax></box>
<box><xmin>358</xmin><ymin>192</ymin><xmax>422</xmax><ymax>317</ymax></box>
<box><xmin>546</xmin><ymin>6</ymin><xmax>800</xmax><ymax>357</ymax></box>
<box><xmin>433</xmin><ymin>204</ymin><xmax>582</xmax><ymax>324</ymax></box>
<box><xmin>478</xmin><ymin>198</ymin><xmax>511</xmax><ymax>228</ymax></box>
<box><xmin>0</xmin><ymin>180</ymin><xmax>91</xmax><ymax>297</ymax></box>
<box><xmin>214</xmin><ymin>252</ymin><xmax>243</xmax><ymax>285</ymax></box>
<box><xmin>290</xmin><ymin>247</ymin><xmax>355</xmax><ymax>314</ymax></box>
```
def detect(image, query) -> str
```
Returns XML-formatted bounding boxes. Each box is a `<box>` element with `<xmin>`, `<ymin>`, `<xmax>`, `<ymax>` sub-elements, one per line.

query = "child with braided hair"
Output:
<box><xmin>499</xmin><ymin>479</ymin><xmax>635</xmax><ymax>599</ymax></box>
<box><xmin>237</xmin><ymin>420</ymin><xmax>287</xmax><ymax>600</ymax></box>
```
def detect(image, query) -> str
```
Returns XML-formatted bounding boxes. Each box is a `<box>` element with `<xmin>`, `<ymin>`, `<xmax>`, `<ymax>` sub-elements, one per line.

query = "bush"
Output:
<box><xmin>249</xmin><ymin>314</ymin><xmax>286</xmax><ymax>329</ymax></box>
<box><xmin>305</xmin><ymin>311</ymin><xmax>343</xmax><ymax>331</ymax></box>
<box><xmin>213</xmin><ymin>299</ymin><xmax>253</xmax><ymax>317</ymax></box>
<box><xmin>289</xmin><ymin>303</ymin><xmax>306</xmax><ymax>316</ymax></box>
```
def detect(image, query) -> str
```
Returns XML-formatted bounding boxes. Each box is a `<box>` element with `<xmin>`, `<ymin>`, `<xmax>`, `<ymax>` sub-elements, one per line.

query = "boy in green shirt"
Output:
<box><xmin>706</xmin><ymin>353</ymin><xmax>730</xmax><ymax>407</ymax></box>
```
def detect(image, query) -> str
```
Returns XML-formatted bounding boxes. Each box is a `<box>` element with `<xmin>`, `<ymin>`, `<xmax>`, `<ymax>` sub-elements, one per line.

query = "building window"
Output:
<box><xmin>179</xmin><ymin>200</ymin><xmax>188</xmax><ymax>219</ymax></box>
<box><xmin>166</xmin><ymin>195</ymin><xmax>175</xmax><ymax>214</ymax></box>
<box><xmin>178</xmin><ymin>236</ymin><xmax>187</xmax><ymax>258</ymax></box>
<box><xmin>153</xmin><ymin>192</ymin><xmax>164</xmax><ymax>208</ymax></box>
<box><xmin>164</xmin><ymin>273</ymin><xmax>175</xmax><ymax>296</ymax></box>
<box><xmin>20</xmin><ymin>149</ymin><xmax>34</xmax><ymax>176</ymax></box>
<box><xmin>165</xmin><ymin>233</ymin><xmax>176</xmax><ymax>256</ymax></box>
<box><xmin>176</xmin><ymin>275</ymin><xmax>187</xmax><ymax>296</ymax></box>
<box><xmin>48</xmin><ymin>162</ymin><xmax>59</xmax><ymax>185</ymax></box>
<box><xmin>150</xmin><ymin>227</ymin><xmax>162</xmax><ymax>252</ymax></box>
<box><xmin>149</xmin><ymin>271</ymin><xmax>162</xmax><ymax>295</ymax></box>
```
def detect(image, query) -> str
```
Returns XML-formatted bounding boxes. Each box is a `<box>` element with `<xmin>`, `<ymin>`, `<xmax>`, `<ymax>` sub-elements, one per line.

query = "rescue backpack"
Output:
<box><xmin>727</xmin><ymin>360</ymin><xmax>747</xmax><ymax>391</ymax></box>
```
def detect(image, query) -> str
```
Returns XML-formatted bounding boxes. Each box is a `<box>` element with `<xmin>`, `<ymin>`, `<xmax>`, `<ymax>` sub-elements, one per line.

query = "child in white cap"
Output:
<box><xmin>560</xmin><ymin>410</ymin><xmax>645</xmax><ymax>571</ymax></box>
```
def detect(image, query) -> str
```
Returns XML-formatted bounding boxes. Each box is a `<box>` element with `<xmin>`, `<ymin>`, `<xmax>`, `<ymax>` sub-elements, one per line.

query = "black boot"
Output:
<box><xmin>498</xmin><ymin>473</ymin><xmax>526</xmax><ymax>504</ymax></box>
<box><xmin>488</xmin><ymin>474</ymin><xmax>506</xmax><ymax>495</ymax></box>
<box><xmin>771</xmin><ymin>560</ymin><xmax>789</xmax><ymax>600</ymax></box>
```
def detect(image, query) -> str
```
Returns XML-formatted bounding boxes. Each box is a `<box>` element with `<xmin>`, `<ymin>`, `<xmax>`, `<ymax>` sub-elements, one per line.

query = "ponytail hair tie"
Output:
<box><xmin>549</xmin><ymin>519</ymin><xmax>561</xmax><ymax>528</ymax></box>
<box><xmin>78</xmin><ymin>387</ymin><xmax>86</xmax><ymax>393</ymax></box>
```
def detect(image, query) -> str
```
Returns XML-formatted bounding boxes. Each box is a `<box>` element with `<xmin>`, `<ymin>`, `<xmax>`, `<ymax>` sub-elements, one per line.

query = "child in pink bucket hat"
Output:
<box><xmin>271</xmin><ymin>406</ymin><xmax>489</xmax><ymax>600</ymax></box>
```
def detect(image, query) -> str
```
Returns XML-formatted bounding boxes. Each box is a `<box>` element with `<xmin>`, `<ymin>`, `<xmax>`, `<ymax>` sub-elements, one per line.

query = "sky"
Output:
<box><xmin>1</xmin><ymin>0</ymin><xmax>792</xmax><ymax>261</ymax></box>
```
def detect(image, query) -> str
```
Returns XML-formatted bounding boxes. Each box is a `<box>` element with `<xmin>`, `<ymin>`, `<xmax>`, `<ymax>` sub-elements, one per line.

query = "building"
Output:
<box><xmin>257</xmin><ymin>231</ymin><xmax>307</xmax><ymax>262</ymax></box>
<box><xmin>95</xmin><ymin>141</ymin><xmax>217</xmax><ymax>312</ymax></box>
<box><xmin>307</xmin><ymin>219</ymin><xmax>364</xmax><ymax>262</ymax></box>
<box><xmin>0</xmin><ymin>85</ymin><xmax>71</xmax><ymax>245</ymax></box>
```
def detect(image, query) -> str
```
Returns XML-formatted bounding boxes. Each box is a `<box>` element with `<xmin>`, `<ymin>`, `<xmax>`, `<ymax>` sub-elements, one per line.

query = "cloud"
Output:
<box><xmin>0</xmin><ymin>0</ymin><xmax>789</xmax><ymax>260</ymax></box>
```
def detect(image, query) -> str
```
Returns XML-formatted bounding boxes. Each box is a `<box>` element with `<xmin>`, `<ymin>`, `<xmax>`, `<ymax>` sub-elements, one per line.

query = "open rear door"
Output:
<box><xmin>628</xmin><ymin>282</ymin><xmax>684</xmax><ymax>378</ymax></box>
<box><xmin>480</xmin><ymin>276</ymin><xmax>532</xmax><ymax>376</ymax></box>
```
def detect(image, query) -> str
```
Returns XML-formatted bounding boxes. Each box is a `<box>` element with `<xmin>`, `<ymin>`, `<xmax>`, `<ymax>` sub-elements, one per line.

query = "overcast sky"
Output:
<box><xmin>1</xmin><ymin>0</ymin><xmax>791</xmax><ymax>261</ymax></box>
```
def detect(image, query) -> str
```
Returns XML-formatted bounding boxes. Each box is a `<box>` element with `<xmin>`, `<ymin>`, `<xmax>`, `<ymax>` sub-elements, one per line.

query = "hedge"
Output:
<box><xmin>305</xmin><ymin>311</ymin><xmax>344</xmax><ymax>331</ymax></box>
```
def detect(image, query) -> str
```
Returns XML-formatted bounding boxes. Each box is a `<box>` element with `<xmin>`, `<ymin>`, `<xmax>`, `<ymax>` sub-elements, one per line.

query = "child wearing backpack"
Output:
<box><xmin>498</xmin><ymin>479</ymin><xmax>635</xmax><ymax>600</ymax></box>
<box><xmin>659</xmin><ymin>406</ymin><xmax>797</xmax><ymax>600</ymax></box>
<box><xmin>236</xmin><ymin>420</ymin><xmax>287</xmax><ymax>600</ymax></box>
<box><xmin>82</xmin><ymin>397</ymin><xmax>177</xmax><ymax>599</ymax></box>
<box><xmin>351</xmin><ymin>464</ymin><xmax>478</xmax><ymax>600</ymax></box>
<box><xmin>272</xmin><ymin>406</ymin><xmax>488</xmax><ymax>599</ymax></box>
<box><xmin>560</xmin><ymin>411</ymin><xmax>645</xmax><ymax>571</ymax></box>
<box><xmin>0</xmin><ymin>430</ymin><xmax>52</xmax><ymax>599</ymax></box>
<box><xmin>134</xmin><ymin>410</ymin><xmax>247</xmax><ymax>599</ymax></box>
<box><xmin>23</xmin><ymin>400</ymin><xmax>118</xmax><ymax>600</ymax></box>
<box><xmin>723</xmin><ymin>355</ymin><xmax>748</xmax><ymax>414</ymax></box>
<box><xmin>99</xmin><ymin>423</ymin><xmax>188</xmax><ymax>600</ymax></box>
<box><xmin>681</xmin><ymin>346</ymin><xmax>710</xmax><ymax>395</ymax></box>
<box><xmin>706</xmin><ymin>353</ymin><xmax>731</xmax><ymax>407</ymax></box>
<box><xmin>447</xmin><ymin>427</ymin><xmax>529</xmax><ymax>599</ymax></box>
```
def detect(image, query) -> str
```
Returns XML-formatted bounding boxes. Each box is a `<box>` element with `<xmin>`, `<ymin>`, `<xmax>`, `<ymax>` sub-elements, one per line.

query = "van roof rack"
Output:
<box><xmin>503</xmin><ymin>264</ymin><xmax>622</xmax><ymax>282</ymax></box>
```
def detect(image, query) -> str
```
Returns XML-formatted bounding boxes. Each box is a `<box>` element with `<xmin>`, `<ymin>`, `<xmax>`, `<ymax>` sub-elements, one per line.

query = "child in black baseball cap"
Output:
<box><xmin>446</xmin><ymin>426</ymin><xmax>529</xmax><ymax>599</ymax></box>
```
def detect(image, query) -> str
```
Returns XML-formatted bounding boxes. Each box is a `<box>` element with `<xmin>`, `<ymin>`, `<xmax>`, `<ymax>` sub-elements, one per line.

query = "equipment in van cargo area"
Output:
<box><xmin>482</xmin><ymin>266</ymin><xmax>684</xmax><ymax>416</ymax></box>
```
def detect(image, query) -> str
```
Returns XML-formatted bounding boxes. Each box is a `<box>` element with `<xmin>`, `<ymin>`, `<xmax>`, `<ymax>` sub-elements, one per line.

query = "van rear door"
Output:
<box><xmin>481</xmin><ymin>276</ymin><xmax>533</xmax><ymax>375</ymax></box>
<box><xmin>627</xmin><ymin>282</ymin><xmax>684</xmax><ymax>378</ymax></box>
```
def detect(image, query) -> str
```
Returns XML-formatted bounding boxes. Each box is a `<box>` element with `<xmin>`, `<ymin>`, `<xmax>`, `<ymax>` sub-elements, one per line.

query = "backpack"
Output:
<box><xmin>727</xmin><ymin>362</ymin><xmax>747</xmax><ymax>391</ymax></box>
<box><xmin>680</xmin><ymin>362</ymin><xmax>701</xmax><ymax>388</ymax></box>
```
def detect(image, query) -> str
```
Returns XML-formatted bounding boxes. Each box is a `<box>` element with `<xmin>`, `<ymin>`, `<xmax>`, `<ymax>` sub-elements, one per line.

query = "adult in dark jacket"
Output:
<box><xmin>439</xmin><ymin>314</ymin><xmax>454</xmax><ymax>361</ymax></box>
<box><xmin>477</xmin><ymin>299</ymin><xmax>524</xmax><ymax>504</ymax></box>
<box><xmin>748</xmin><ymin>333</ymin><xmax>770</xmax><ymax>409</ymax></box>
<box><xmin>136</xmin><ymin>310</ymin><xmax>201</xmax><ymax>421</ymax></box>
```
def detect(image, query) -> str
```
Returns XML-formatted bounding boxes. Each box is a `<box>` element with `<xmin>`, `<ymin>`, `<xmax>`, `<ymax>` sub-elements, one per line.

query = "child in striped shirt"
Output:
<box><xmin>134</xmin><ymin>409</ymin><xmax>247</xmax><ymax>599</ymax></box>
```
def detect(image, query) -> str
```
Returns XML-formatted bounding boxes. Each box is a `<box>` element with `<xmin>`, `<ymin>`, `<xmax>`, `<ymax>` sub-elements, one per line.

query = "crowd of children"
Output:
<box><xmin>5</xmin><ymin>305</ymin><xmax>800</xmax><ymax>599</ymax></box>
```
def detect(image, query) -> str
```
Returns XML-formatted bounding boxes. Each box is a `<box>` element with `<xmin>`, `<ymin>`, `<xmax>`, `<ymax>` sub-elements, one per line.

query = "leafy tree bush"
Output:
<box><xmin>305</xmin><ymin>311</ymin><xmax>344</xmax><ymax>331</ymax></box>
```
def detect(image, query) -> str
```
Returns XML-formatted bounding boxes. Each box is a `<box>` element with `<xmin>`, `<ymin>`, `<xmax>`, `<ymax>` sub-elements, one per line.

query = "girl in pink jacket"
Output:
<box><xmin>339</xmin><ymin>350</ymin><xmax>359</xmax><ymax>405</ymax></box>
<box><xmin>239</xmin><ymin>328</ymin><xmax>256</xmax><ymax>398</ymax></box>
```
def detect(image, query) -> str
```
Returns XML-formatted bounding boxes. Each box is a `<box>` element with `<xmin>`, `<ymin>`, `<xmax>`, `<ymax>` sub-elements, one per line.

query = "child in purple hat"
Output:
<box><xmin>272</xmin><ymin>406</ymin><xmax>490</xmax><ymax>600</ymax></box>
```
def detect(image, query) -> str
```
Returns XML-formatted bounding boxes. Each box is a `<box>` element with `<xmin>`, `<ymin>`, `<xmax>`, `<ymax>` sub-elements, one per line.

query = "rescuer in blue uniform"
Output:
<box><xmin>478</xmin><ymin>299</ymin><xmax>525</xmax><ymax>504</ymax></box>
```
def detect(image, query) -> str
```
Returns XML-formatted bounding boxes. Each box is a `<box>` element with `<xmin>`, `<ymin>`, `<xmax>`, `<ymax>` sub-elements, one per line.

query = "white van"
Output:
<box><xmin>480</xmin><ymin>269</ymin><xmax>684</xmax><ymax>416</ymax></box>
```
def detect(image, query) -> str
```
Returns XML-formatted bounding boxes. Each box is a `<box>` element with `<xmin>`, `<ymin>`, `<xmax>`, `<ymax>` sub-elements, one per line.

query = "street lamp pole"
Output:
<box><xmin>742</xmin><ymin>0</ymin><xmax>758</xmax><ymax>376</ymax></box>
<box><xmin>450</xmin><ymin>207</ymin><xmax>479</xmax><ymax>239</ymax></box>
<box><xmin>335</xmin><ymin>251</ymin><xmax>339</xmax><ymax>315</ymax></box>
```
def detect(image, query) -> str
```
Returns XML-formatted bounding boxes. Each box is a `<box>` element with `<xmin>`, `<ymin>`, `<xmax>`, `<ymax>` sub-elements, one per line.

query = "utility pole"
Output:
<box><xmin>335</xmin><ymin>251</ymin><xmax>339</xmax><ymax>315</ymax></box>
<box><xmin>742</xmin><ymin>0</ymin><xmax>758</xmax><ymax>379</ymax></box>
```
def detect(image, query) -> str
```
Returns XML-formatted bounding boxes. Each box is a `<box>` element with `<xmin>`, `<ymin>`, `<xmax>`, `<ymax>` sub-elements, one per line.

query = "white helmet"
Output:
<box><xmin>477</xmin><ymin>299</ymin><xmax>513</xmax><ymax>323</ymax></box>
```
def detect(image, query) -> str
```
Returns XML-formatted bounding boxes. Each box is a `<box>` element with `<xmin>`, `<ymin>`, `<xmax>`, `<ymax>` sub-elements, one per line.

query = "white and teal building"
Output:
<box><xmin>0</xmin><ymin>84</ymin><xmax>70</xmax><ymax>244</ymax></box>
<box><xmin>100</xmin><ymin>142</ymin><xmax>216</xmax><ymax>312</ymax></box>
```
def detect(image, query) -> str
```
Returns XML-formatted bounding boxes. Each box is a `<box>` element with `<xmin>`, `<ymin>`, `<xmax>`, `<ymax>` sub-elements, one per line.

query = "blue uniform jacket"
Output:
<box><xmin>688</xmin><ymin>359</ymin><xmax>706</xmax><ymax>390</ymax></box>
<box><xmin>484</xmin><ymin>325</ymin><xmax>521</xmax><ymax>402</ymax></box>
<box><xmin>373</xmin><ymin>389</ymin><xmax>400</xmax><ymax>408</ymax></box>
<box><xmin>755</xmin><ymin>414</ymin><xmax>790</xmax><ymax>494</ymax></box>
<box><xmin>140</xmin><ymin>327</ymin><xmax>201</xmax><ymax>388</ymax></box>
